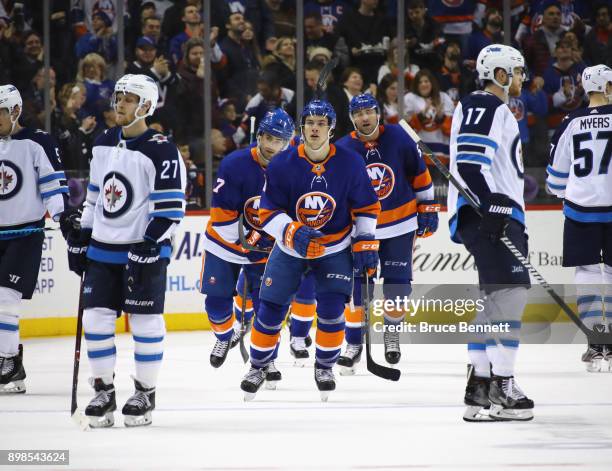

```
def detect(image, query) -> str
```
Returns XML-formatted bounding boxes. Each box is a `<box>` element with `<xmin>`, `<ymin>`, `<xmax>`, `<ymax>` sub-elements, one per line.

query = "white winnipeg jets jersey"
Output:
<box><xmin>0</xmin><ymin>128</ymin><xmax>68</xmax><ymax>237</ymax></box>
<box><xmin>547</xmin><ymin>104</ymin><xmax>612</xmax><ymax>223</ymax></box>
<box><xmin>81</xmin><ymin>127</ymin><xmax>186</xmax><ymax>264</ymax></box>
<box><xmin>448</xmin><ymin>91</ymin><xmax>526</xmax><ymax>242</ymax></box>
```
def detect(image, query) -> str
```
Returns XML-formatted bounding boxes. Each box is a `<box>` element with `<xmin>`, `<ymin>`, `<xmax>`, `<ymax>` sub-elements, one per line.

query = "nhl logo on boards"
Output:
<box><xmin>265</xmin><ymin>277</ymin><xmax>272</xmax><ymax>287</ymax></box>
<box><xmin>102</xmin><ymin>172</ymin><xmax>133</xmax><ymax>218</ymax></box>
<box><xmin>243</xmin><ymin>196</ymin><xmax>262</xmax><ymax>229</ymax></box>
<box><xmin>366</xmin><ymin>163</ymin><xmax>395</xmax><ymax>200</ymax></box>
<box><xmin>0</xmin><ymin>160</ymin><xmax>22</xmax><ymax>200</ymax></box>
<box><xmin>295</xmin><ymin>191</ymin><xmax>336</xmax><ymax>229</ymax></box>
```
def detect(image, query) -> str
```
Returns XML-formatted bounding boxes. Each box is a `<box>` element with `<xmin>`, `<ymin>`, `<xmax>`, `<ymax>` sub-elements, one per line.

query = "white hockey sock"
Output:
<box><xmin>468</xmin><ymin>344</ymin><xmax>490</xmax><ymax>377</ymax></box>
<box><xmin>575</xmin><ymin>265</ymin><xmax>604</xmax><ymax>331</ymax></box>
<box><xmin>129</xmin><ymin>314</ymin><xmax>165</xmax><ymax>388</ymax></box>
<box><xmin>0</xmin><ymin>287</ymin><xmax>22</xmax><ymax>357</ymax></box>
<box><xmin>83</xmin><ymin>307</ymin><xmax>117</xmax><ymax>383</ymax></box>
<box><xmin>603</xmin><ymin>265</ymin><xmax>612</xmax><ymax>329</ymax></box>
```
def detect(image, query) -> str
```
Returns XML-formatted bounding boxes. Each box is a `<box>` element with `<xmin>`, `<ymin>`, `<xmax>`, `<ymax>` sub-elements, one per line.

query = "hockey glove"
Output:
<box><xmin>479</xmin><ymin>193</ymin><xmax>512</xmax><ymax>243</ymax></box>
<box><xmin>243</xmin><ymin>230</ymin><xmax>274</xmax><ymax>263</ymax></box>
<box><xmin>127</xmin><ymin>239</ymin><xmax>162</xmax><ymax>289</ymax></box>
<box><xmin>282</xmin><ymin>221</ymin><xmax>325</xmax><ymax>258</ymax></box>
<box><xmin>416</xmin><ymin>200</ymin><xmax>440</xmax><ymax>238</ymax></box>
<box><xmin>352</xmin><ymin>236</ymin><xmax>380</xmax><ymax>276</ymax></box>
<box><xmin>67</xmin><ymin>228</ymin><xmax>91</xmax><ymax>276</ymax></box>
<box><xmin>59</xmin><ymin>207</ymin><xmax>82</xmax><ymax>241</ymax></box>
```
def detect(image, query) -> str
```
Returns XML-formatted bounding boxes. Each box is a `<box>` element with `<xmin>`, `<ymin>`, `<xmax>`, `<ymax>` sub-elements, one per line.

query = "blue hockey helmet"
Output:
<box><xmin>257</xmin><ymin>108</ymin><xmax>295</xmax><ymax>141</ymax></box>
<box><xmin>301</xmin><ymin>99</ymin><xmax>336</xmax><ymax>130</ymax></box>
<box><xmin>349</xmin><ymin>93</ymin><xmax>379</xmax><ymax>116</ymax></box>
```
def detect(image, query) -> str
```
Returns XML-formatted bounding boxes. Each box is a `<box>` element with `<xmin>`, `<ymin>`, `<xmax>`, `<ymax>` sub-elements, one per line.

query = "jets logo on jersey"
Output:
<box><xmin>149</xmin><ymin>134</ymin><xmax>169</xmax><ymax>144</ymax></box>
<box><xmin>511</xmin><ymin>135</ymin><xmax>524</xmax><ymax>178</ymax></box>
<box><xmin>0</xmin><ymin>160</ymin><xmax>22</xmax><ymax>200</ymax></box>
<box><xmin>243</xmin><ymin>196</ymin><xmax>262</xmax><ymax>229</ymax></box>
<box><xmin>366</xmin><ymin>163</ymin><xmax>395</xmax><ymax>200</ymax></box>
<box><xmin>102</xmin><ymin>172</ymin><xmax>133</xmax><ymax>218</ymax></box>
<box><xmin>295</xmin><ymin>191</ymin><xmax>336</xmax><ymax>229</ymax></box>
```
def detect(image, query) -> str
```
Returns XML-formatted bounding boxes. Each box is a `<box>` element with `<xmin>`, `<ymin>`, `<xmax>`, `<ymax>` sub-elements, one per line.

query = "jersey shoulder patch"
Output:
<box><xmin>460</xmin><ymin>91</ymin><xmax>504</xmax><ymax>111</ymax></box>
<box><xmin>13</xmin><ymin>128</ymin><xmax>61</xmax><ymax>163</ymax></box>
<box><xmin>93</xmin><ymin>127</ymin><xmax>120</xmax><ymax>147</ymax></box>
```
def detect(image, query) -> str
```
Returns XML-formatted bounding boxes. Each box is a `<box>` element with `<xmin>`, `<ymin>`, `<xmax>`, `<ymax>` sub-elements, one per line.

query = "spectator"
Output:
<box><xmin>168</xmin><ymin>1</ymin><xmax>203</xmax><ymax>66</ymax></box>
<box><xmin>328</xmin><ymin>66</ymin><xmax>366</xmax><ymax>139</ymax></box>
<box><xmin>265</xmin><ymin>0</ymin><xmax>296</xmax><ymax>37</ymax></box>
<box><xmin>210</xmin><ymin>128</ymin><xmax>228</xmax><ymax>179</ymax></box>
<box><xmin>583</xmin><ymin>4</ymin><xmax>612</xmax><ymax>66</ymax></box>
<box><xmin>0</xmin><ymin>18</ymin><xmax>13</xmax><ymax>84</ymax></box>
<box><xmin>307</xmin><ymin>46</ymin><xmax>333</xmax><ymax>64</ymax></box>
<box><xmin>142</xmin><ymin>15</ymin><xmax>165</xmax><ymax>51</ymax></box>
<box><xmin>262</xmin><ymin>36</ymin><xmax>296</xmax><ymax>91</ymax></box>
<box><xmin>304</xmin><ymin>11</ymin><xmax>346</xmax><ymax>66</ymax></box>
<box><xmin>21</xmin><ymin>66</ymin><xmax>58</xmax><ymax>130</ymax></box>
<box><xmin>465</xmin><ymin>7</ymin><xmax>504</xmax><ymax>65</ymax></box>
<box><xmin>219</xmin><ymin>11</ymin><xmax>261</xmax><ymax>110</ymax></box>
<box><xmin>216</xmin><ymin>98</ymin><xmax>245</xmax><ymax>150</ymax></box>
<box><xmin>71</xmin><ymin>0</ymin><xmax>118</xmax><ymax>36</ymax></box>
<box><xmin>212</xmin><ymin>0</ymin><xmax>276</xmax><ymax>52</ymax></box>
<box><xmin>427</xmin><ymin>0</ymin><xmax>478</xmax><ymax>50</ymax></box>
<box><xmin>376</xmin><ymin>73</ymin><xmax>399</xmax><ymax>124</ymax></box>
<box><xmin>406</xmin><ymin>0</ymin><xmax>445</xmax><ymax>73</ymax></box>
<box><xmin>74</xmin><ymin>10</ymin><xmax>117</xmax><ymax>67</ymax></box>
<box><xmin>438</xmin><ymin>40</ymin><xmax>476</xmax><ymax>105</ymax></box>
<box><xmin>177</xmin><ymin>138</ymin><xmax>204</xmax><ymax>209</ymax></box>
<box><xmin>243</xmin><ymin>70</ymin><xmax>294</xmax><ymax>132</ymax></box>
<box><xmin>403</xmin><ymin>69</ymin><xmax>453</xmax><ymax>165</ymax></box>
<box><xmin>76</xmin><ymin>52</ymin><xmax>115</xmax><ymax>121</ymax></box>
<box><xmin>542</xmin><ymin>38</ymin><xmax>587</xmax><ymax>130</ymax></box>
<box><xmin>243</xmin><ymin>20</ymin><xmax>264</xmax><ymax>67</ymax></box>
<box><xmin>337</xmin><ymin>0</ymin><xmax>389</xmax><ymax>88</ymax></box>
<box><xmin>304</xmin><ymin>0</ymin><xmax>350</xmax><ymax>34</ymax></box>
<box><xmin>522</xmin><ymin>1</ymin><xmax>566</xmax><ymax>76</ymax></box>
<box><xmin>377</xmin><ymin>37</ymin><xmax>420</xmax><ymax>87</ymax></box>
<box><xmin>561</xmin><ymin>30</ymin><xmax>584</xmax><ymax>65</ymax></box>
<box><xmin>12</xmin><ymin>32</ymin><xmax>43</xmax><ymax>90</ymax></box>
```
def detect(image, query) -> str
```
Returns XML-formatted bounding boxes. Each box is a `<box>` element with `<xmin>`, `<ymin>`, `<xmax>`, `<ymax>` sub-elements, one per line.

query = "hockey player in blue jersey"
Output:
<box><xmin>201</xmin><ymin>109</ymin><xmax>294</xmax><ymax>377</ymax></box>
<box><xmin>547</xmin><ymin>64</ymin><xmax>612</xmax><ymax>373</ymax></box>
<box><xmin>0</xmin><ymin>85</ymin><xmax>71</xmax><ymax>394</ymax></box>
<box><xmin>240</xmin><ymin>99</ymin><xmax>381</xmax><ymax>401</ymax></box>
<box><xmin>335</xmin><ymin>94</ymin><xmax>439</xmax><ymax>373</ymax></box>
<box><xmin>65</xmin><ymin>74</ymin><xmax>186</xmax><ymax>428</ymax></box>
<box><xmin>448</xmin><ymin>45</ymin><xmax>534</xmax><ymax>421</ymax></box>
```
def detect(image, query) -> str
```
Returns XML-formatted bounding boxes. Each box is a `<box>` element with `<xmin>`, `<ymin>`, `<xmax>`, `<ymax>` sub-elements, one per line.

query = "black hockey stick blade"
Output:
<box><xmin>71</xmin><ymin>273</ymin><xmax>89</xmax><ymax>431</ymax></box>
<box><xmin>239</xmin><ymin>270</ymin><xmax>249</xmax><ymax>363</ymax></box>
<box><xmin>363</xmin><ymin>272</ymin><xmax>401</xmax><ymax>381</ymax></box>
<box><xmin>238</xmin><ymin>215</ymin><xmax>272</xmax><ymax>253</ymax></box>
<box><xmin>314</xmin><ymin>56</ymin><xmax>339</xmax><ymax>100</ymax></box>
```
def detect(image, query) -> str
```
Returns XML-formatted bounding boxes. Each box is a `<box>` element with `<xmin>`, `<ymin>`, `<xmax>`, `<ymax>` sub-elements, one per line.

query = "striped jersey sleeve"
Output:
<box><xmin>31</xmin><ymin>130</ymin><xmax>68</xmax><ymax>219</ymax></box>
<box><xmin>546</xmin><ymin>115</ymin><xmax>572</xmax><ymax>197</ymax></box>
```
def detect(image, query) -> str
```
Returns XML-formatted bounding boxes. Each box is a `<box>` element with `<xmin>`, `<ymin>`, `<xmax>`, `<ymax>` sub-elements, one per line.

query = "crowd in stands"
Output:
<box><xmin>1</xmin><ymin>0</ymin><xmax>610</xmax><ymax>207</ymax></box>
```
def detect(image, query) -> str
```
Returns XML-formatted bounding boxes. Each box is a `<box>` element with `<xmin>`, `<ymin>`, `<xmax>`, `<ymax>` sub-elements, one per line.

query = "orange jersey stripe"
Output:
<box><xmin>432</xmin><ymin>14</ymin><xmax>474</xmax><ymax>23</ymax></box>
<box><xmin>205</xmin><ymin>221</ymin><xmax>246</xmax><ymax>254</ymax></box>
<box><xmin>210</xmin><ymin>314</ymin><xmax>235</xmax><ymax>333</ymax></box>
<box><xmin>259</xmin><ymin>207</ymin><xmax>281</xmax><ymax>226</ymax></box>
<box><xmin>291</xmin><ymin>301</ymin><xmax>316</xmax><ymax>319</ymax></box>
<box><xmin>345</xmin><ymin>306</ymin><xmax>364</xmax><ymax>324</ymax></box>
<box><xmin>251</xmin><ymin>328</ymin><xmax>280</xmax><ymax>349</ymax></box>
<box><xmin>378</xmin><ymin>199</ymin><xmax>417</xmax><ymax>226</ymax></box>
<box><xmin>352</xmin><ymin>201</ymin><xmax>381</xmax><ymax>218</ymax></box>
<box><xmin>234</xmin><ymin>294</ymin><xmax>254</xmax><ymax>311</ymax></box>
<box><xmin>316</xmin><ymin>329</ymin><xmax>345</xmax><ymax>348</ymax></box>
<box><xmin>412</xmin><ymin>170</ymin><xmax>433</xmax><ymax>190</ymax></box>
<box><xmin>210</xmin><ymin>207</ymin><xmax>239</xmax><ymax>224</ymax></box>
<box><xmin>317</xmin><ymin>225</ymin><xmax>352</xmax><ymax>245</ymax></box>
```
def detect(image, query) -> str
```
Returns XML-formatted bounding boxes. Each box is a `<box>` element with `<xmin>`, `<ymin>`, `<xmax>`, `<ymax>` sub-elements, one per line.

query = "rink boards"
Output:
<box><xmin>19</xmin><ymin>209</ymin><xmax>574</xmax><ymax>337</ymax></box>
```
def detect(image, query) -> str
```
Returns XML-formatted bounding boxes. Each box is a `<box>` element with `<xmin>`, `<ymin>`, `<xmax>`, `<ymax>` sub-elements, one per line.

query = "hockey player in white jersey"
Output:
<box><xmin>547</xmin><ymin>64</ymin><xmax>612</xmax><ymax>372</ymax></box>
<box><xmin>0</xmin><ymin>85</ymin><xmax>71</xmax><ymax>394</ymax></box>
<box><xmin>65</xmin><ymin>74</ymin><xmax>186</xmax><ymax>427</ymax></box>
<box><xmin>448</xmin><ymin>44</ymin><xmax>534</xmax><ymax>421</ymax></box>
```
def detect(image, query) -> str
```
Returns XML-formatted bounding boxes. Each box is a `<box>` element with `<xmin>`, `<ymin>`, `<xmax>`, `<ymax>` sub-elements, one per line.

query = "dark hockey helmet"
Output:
<box><xmin>257</xmin><ymin>108</ymin><xmax>295</xmax><ymax>141</ymax></box>
<box><xmin>301</xmin><ymin>99</ymin><xmax>336</xmax><ymax>131</ymax></box>
<box><xmin>349</xmin><ymin>93</ymin><xmax>380</xmax><ymax>116</ymax></box>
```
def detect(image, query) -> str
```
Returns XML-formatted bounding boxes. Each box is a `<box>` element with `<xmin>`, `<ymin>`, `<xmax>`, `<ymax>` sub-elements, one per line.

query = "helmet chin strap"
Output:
<box><xmin>256</xmin><ymin>136</ymin><xmax>271</xmax><ymax>166</ymax></box>
<box><xmin>121</xmin><ymin>105</ymin><xmax>148</xmax><ymax>131</ymax></box>
<box><xmin>1</xmin><ymin>107</ymin><xmax>20</xmax><ymax>139</ymax></box>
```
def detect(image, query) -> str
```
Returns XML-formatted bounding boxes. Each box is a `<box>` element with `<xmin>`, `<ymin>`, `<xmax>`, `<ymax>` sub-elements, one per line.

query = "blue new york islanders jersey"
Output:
<box><xmin>336</xmin><ymin>124</ymin><xmax>435</xmax><ymax>239</ymax></box>
<box><xmin>205</xmin><ymin>146</ymin><xmax>267</xmax><ymax>264</ymax></box>
<box><xmin>259</xmin><ymin>143</ymin><xmax>380</xmax><ymax>259</ymax></box>
<box><xmin>81</xmin><ymin>127</ymin><xmax>186</xmax><ymax>264</ymax></box>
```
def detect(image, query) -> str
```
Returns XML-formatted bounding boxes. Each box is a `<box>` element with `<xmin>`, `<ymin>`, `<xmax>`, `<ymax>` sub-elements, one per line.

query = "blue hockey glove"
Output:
<box><xmin>67</xmin><ymin>228</ymin><xmax>91</xmax><ymax>276</ymax></box>
<box><xmin>479</xmin><ymin>193</ymin><xmax>512</xmax><ymax>243</ymax></box>
<box><xmin>416</xmin><ymin>200</ymin><xmax>440</xmax><ymax>238</ymax></box>
<box><xmin>282</xmin><ymin>222</ymin><xmax>324</xmax><ymax>258</ymax></box>
<box><xmin>352</xmin><ymin>235</ymin><xmax>380</xmax><ymax>276</ymax></box>
<box><xmin>127</xmin><ymin>239</ymin><xmax>162</xmax><ymax>289</ymax></box>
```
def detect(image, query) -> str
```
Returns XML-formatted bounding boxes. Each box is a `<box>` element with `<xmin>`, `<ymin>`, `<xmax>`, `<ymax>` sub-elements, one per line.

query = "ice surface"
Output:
<box><xmin>2</xmin><ymin>331</ymin><xmax>612</xmax><ymax>470</ymax></box>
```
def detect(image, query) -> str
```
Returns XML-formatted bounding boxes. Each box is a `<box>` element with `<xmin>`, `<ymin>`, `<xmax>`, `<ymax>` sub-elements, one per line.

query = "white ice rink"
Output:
<box><xmin>2</xmin><ymin>331</ymin><xmax>612</xmax><ymax>470</ymax></box>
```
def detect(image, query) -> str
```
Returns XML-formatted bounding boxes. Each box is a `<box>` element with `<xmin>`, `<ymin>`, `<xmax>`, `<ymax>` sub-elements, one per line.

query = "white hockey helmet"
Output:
<box><xmin>476</xmin><ymin>44</ymin><xmax>525</xmax><ymax>91</ymax></box>
<box><xmin>582</xmin><ymin>64</ymin><xmax>612</xmax><ymax>95</ymax></box>
<box><xmin>112</xmin><ymin>74</ymin><xmax>159</xmax><ymax>123</ymax></box>
<box><xmin>0</xmin><ymin>84</ymin><xmax>23</xmax><ymax>120</ymax></box>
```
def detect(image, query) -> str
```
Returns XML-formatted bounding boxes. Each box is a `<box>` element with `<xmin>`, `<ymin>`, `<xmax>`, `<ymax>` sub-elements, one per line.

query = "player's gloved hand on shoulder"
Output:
<box><xmin>67</xmin><ymin>228</ymin><xmax>91</xmax><ymax>276</ymax></box>
<box><xmin>58</xmin><ymin>207</ymin><xmax>82</xmax><ymax>241</ymax></box>
<box><xmin>479</xmin><ymin>193</ymin><xmax>512</xmax><ymax>243</ymax></box>
<box><xmin>282</xmin><ymin>221</ymin><xmax>325</xmax><ymax>258</ymax></box>
<box><xmin>416</xmin><ymin>200</ymin><xmax>440</xmax><ymax>238</ymax></box>
<box><xmin>352</xmin><ymin>235</ymin><xmax>380</xmax><ymax>276</ymax></box>
<box><xmin>243</xmin><ymin>230</ymin><xmax>274</xmax><ymax>263</ymax></box>
<box><xmin>127</xmin><ymin>238</ymin><xmax>162</xmax><ymax>288</ymax></box>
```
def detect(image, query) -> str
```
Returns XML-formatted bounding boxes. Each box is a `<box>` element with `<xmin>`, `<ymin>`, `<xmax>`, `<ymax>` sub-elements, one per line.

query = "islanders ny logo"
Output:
<box><xmin>296</xmin><ymin>192</ymin><xmax>336</xmax><ymax>229</ymax></box>
<box><xmin>102</xmin><ymin>172</ymin><xmax>133</xmax><ymax>218</ymax></box>
<box><xmin>0</xmin><ymin>160</ymin><xmax>22</xmax><ymax>200</ymax></box>
<box><xmin>243</xmin><ymin>196</ymin><xmax>262</xmax><ymax>229</ymax></box>
<box><xmin>366</xmin><ymin>163</ymin><xmax>395</xmax><ymax>200</ymax></box>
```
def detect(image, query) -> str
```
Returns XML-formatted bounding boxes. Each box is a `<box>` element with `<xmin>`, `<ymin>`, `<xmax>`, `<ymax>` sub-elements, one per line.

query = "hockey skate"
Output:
<box><xmin>384</xmin><ymin>330</ymin><xmax>401</xmax><ymax>365</ymax></box>
<box><xmin>315</xmin><ymin>366</ymin><xmax>336</xmax><ymax>402</ymax></box>
<box><xmin>210</xmin><ymin>338</ymin><xmax>231</xmax><ymax>368</ymax></box>
<box><xmin>122</xmin><ymin>378</ymin><xmax>155</xmax><ymax>427</ymax></box>
<box><xmin>463</xmin><ymin>365</ymin><xmax>492</xmax><ymax>422</ymax></box>
<box><xmin>488</xmin><ymin>375</ymin><xmax>534</xmax><ymax>421</ymax></box>
<box><xmin>241</xmin><ymin>366</ymin><xmax>266</xmax><ymax>401</ymax></box>
<box><xmin>230</xmin><ymin>319</ymin><xmax>251</xmax><ymax>349</ymax></box>
<box><xmin>290</xmin><ymin>336</ymin><xmax>309</xmax><ymax>366</ymax></box>
<box><xmin>85</xmin><ymin>378</ymin><xmax>116</xmax><ymax>428</ymax></box>
<box><xmin>337</xmin><ymin>343</ymin><xmax>362</xmax><ymax>376</ymax></box>
<box><xmin>0</xmin><ymin>344</ymin><xmax>26</xmax><ymax>394</ymax></box>
<box><xmin>264</xmin><ymin>361</ymin><xmax>282</xmax><ymax>390</ymax></box>
<box><xmin>582</xmin><ymin>344</ymin><xmax>607</xmax><ymax>372</ymax></box>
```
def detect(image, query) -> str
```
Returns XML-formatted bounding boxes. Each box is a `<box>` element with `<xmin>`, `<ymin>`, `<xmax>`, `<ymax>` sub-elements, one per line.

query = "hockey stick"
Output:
<box><xmin>398</xmin><ymin>119</ymin><xmax>611</xmax><ymax>345</ymax></box>
<box><xmin>71</xmin><ymin>272</ymin><xmax>89</xmax><ymax>430</ymax></box>
<box><xmin>238</xmin><ymin>215</ymin><xmax>272</xmax><ymax>253</ymax></box>
<box><xmin>363</xmin><ymin>271</ymin><xmax>401</xmax><ymax>381</ymax></box>
<box><xmin>0</xmin><ymin>227</ymin><xmax>57</xmax><ymax>236</ymax></box>
<box><xmin>249</xmin><ymin>116</ymin><xmax>256</xmax><ymax>145</ymax></box>
<box><xmin>238</xmin><ymin>271</ymin><xmax>249</xmax><ymax>363</ymax></box>
<box><xmin>314</xmin><ymin>56</ymin><xmax>339</xmax><ymax>99</ymax></box>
